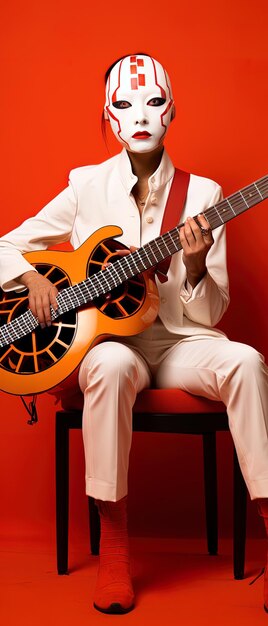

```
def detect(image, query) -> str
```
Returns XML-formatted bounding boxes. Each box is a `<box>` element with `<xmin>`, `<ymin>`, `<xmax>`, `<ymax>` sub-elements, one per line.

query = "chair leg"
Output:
<box><xmin>88</xmin><ymin>496</ymin><xmax>100</xmax><ymax>555</ymax></box>
<box><xmin>202</xmin><ymin>432</ymin><xmax>218</xmax><ymax>555</ymax></box>
<box><xmin>233</xmin><ymin>447</ymin><xmax>247</xmax><ymax>579</ymax></box>
<box><xmin>55</xmin><ymin>414</ymin><xmax>69</xmax><ymax>575</ymax></box>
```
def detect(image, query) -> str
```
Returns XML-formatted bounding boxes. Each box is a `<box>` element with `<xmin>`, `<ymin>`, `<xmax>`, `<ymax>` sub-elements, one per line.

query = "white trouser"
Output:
<box><xmin>78</xmin><ymin>320</ymin><xmax>268</xmax><ymax>502</ymax></box>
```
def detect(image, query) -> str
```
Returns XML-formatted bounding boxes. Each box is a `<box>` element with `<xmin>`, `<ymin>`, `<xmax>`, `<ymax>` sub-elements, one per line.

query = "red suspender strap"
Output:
<box><xmin>156</xmin><ymin>168</ymin><xmax>190</xmax><ymax>283</ymax></box>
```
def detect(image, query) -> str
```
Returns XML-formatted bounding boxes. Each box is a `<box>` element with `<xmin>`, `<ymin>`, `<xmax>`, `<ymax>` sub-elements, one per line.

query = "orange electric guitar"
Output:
<box><xmin>0</xmin><ymin>175</ymin><xmax>267</xmax><ymax>396</ymax></box>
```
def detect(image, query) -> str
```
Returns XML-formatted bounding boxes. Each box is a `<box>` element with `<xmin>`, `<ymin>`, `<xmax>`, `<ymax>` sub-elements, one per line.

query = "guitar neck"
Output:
<box><xmin>86</xmin><ymin>173</ymin><xmax>268</xmax><ymax>294</ymax></box>
<box><xmin>0</xmin><ymin>174</ymin><xmax>267</xmax><ymax>349</ymax></box>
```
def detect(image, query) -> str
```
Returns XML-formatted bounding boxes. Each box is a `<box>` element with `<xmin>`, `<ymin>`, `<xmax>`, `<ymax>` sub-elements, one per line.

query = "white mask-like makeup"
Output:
<box><xmin>104</xmin><ymin>54</ymin><xmax>174</xmax><ymax>153</ymax></box>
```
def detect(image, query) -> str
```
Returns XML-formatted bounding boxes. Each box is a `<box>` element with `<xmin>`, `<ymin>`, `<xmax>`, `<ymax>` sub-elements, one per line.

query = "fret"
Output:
<box><xmin>145</xmin><ymin>242</ymin><xmax>159</xmax><ymax>264</ymax></box>
<box><xmin>164</xmin><ymin>232</ymin><xmax>176</xmax><ymax>254</ymax></box>
<box><xmin>241</xmin><ymin>190</ymin><xmax>258</xmax><ymax>207</ymax></box>
<box><xmin>74</xmin><ymin>283</ymin><xmax>88</xmax><ymax>304</ymax></box>
<box><xmin>141</xmin><ymin>244</ymin><xmax>151</xmax><ymax>269</ymax></box>
<box><xmin>161</xmin><ymin>237</ymin><xmax>173</xmax><ymax>256</ymax></box>
<box><xmin>87</xmin><ymin>278</ymin><xmax>99</xmax><ymax>298</ymax></box>
<box><xmin>214</xmin><ymin>205</ymin><xmax>224</xmax><ymax>224</ymax></box>
<box><xmin>254</xmin><ymin>182</ymin><xmax>264</xmax><ymax>200</ymax></box>
<box><xmin>108</xmin><ymin>263</ymin><xmax>122</xmax><ymax>283</ymax></box>
<box><xmin>69</xmin><ymin>289</ymin><xmax>81</xmax><ymax>307</ymax></box>
<box><xmin>132</xmin><ymin>253</ymin><xmax>144</xmax><ymax>273</ymax></box>
<box><xmin>167</xmin><ymin>229</ymin><xmax>181</xmax><ymax>253</ymax></box>
<box><xmin>135</xmin><ymin>250</ymin><xmax>147</xmax><ymax>270</ymax></box>
<box><xmin>99</xmin><ymin>271</ymin><xmax>112</xmax><ymax>292</ymax></box>
<box><xmin>93</xmin><ymin>273</ymin><xmax>107</xmax><ymax>295</ymax></box>
<box><xmin>203</xmin><ymin>205</ymin><xmax>222</xmax><ymax>228</ymax></box>
<box><xmin>105</xmin><ymin>267</ymin><xmax>118</xmax><ymax>288</ymax></box>
<box><xmin>82</xmin><ymin>280</ymin><xmax>94</xmax><ymax>299</ymax></box>
<box><xmin>226</xmin><ymin>198</ymin><xmax>237</xmax><ymax>216</ymax></box>
<box><xmin>114</xmin><ymin>259</ymin><xmax>129</xmax><ymax>281</ymax></box>
<box><xmin>154</xmin><ymin>239</ymin><xmax>165</xmax><ymax>259</ymax></box>
<box><xmin>121</xmin><ymin>256</ymin><xmax>136</xmax><ymax>277</ymax></box>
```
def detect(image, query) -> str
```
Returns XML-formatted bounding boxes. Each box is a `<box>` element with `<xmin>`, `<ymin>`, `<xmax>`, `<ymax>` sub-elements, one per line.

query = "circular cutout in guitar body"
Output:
<box><xmin>0</xmin><ymin>263</ymin><xmax>76</xmax><ymax>375</ymax></box>
<box><xmin>87</xmin><ymin>238</ymin><xmax>146</xmax><ymax>320</ymax></box>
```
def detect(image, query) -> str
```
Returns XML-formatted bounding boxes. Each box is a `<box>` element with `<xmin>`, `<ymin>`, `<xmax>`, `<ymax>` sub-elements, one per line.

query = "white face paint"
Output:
<box><xmin>104</xmin><ymin>55</ymin><xmax>174</xmax><ymax>153</ymax></box>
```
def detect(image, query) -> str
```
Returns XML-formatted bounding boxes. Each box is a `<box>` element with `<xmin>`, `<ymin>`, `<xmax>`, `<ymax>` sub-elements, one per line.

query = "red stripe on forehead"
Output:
<box><xmin>150</xmin><ymin>57</ymin><xmax>166</xmax><ymax>98</ymax></box>
<box><xmin>130</xmin><ymin>56</ymin><xmax>146</xmax><ymax>90</ymax></box>
<box><xmin>111</xmin><ymin>59</ymin><xmax>123</xmax><ymax>103</ymax></box>
<box><xmin>131</xmin><ymin>77</ymin><xmax>138</xmax><ymax>90</ymax></box>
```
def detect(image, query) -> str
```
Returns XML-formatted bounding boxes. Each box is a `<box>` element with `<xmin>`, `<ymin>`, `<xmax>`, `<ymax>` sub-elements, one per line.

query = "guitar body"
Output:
<box><xmin>0</xmin><ymin>226</ymin><xmax>159</xmax><ymax>395</ymax></box>
<box><xmin>1</xmin><ymin>174</ymin><xmax>267</xmax><ymax>396</ymax></box>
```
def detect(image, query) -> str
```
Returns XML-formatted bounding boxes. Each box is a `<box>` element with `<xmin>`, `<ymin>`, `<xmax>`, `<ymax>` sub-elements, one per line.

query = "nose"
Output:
<box><xmin>133</xmin><ymin>102</ymin><xmax>148</xmax><ymax>125</ymax></box>
<box><xmin>135</xmin><ymin>115</ymin><xmax>148</xmax><ymax>125</ymax></box>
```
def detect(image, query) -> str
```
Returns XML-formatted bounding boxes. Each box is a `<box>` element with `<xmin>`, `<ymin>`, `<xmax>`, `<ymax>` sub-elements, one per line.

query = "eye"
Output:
<box><xmin>147</xmin><ymin>97</ymin><xmax>166</xmax><ymax>107</ymax></box>
<box><xmin>113</xmin><ymin>101</ymin><xmax>131</xmax><ymax>109</ymax></box>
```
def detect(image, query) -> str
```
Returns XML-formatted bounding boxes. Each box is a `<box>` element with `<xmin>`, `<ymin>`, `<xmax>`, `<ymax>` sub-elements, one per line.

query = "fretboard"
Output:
<box><xmin>0</xmin><ymin>174</ymin><xmax>267</xmax><ymax>348</ymax></box>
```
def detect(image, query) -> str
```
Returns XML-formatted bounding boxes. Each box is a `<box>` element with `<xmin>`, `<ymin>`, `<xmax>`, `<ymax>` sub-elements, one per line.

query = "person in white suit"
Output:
<box><xmin>0</xmin><ymin>53</ymin><xmax>268</xmax><ymax>615</ymax></box>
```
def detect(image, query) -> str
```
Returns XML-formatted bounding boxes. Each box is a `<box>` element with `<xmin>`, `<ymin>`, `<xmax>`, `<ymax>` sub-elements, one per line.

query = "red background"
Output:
<box><xmin>0</xmin><ymin>0</ymin><xmax>268</xmax><ymax>544</ymax></box>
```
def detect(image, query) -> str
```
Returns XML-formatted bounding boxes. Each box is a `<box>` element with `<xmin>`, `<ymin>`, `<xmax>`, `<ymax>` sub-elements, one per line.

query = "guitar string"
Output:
<box><xmin>38</xmin><ymin>174</ymin><xmax>268</xmax><ymax>310</ymax></box>
<box><xmin>0</xmin><ymin>178</ymin><xmax>267</xmax><ymax>347</ymax></box>
<box><xmin>1</xmin><ymin>186</ymin><xmax>267</xmax><ymax>348</ymax></box>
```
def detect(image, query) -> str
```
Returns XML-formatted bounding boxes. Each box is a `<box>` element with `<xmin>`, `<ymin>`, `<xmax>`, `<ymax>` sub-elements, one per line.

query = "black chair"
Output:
<box><xmin>55</xmin><ymin>388</ymin><xmax>247</xmax><ymax>579</ymax></box>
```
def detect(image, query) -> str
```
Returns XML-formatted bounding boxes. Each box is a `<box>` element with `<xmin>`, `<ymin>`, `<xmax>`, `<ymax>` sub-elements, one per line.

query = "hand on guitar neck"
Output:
<box><xmin>17</xmin><ymin>270</ymin><xmax>58</xmax><ymax>328</ymax></box>
<box><xmin>180</xmin><ymin>214</ymin><xmax>214</xmax><ymax>288</ymax></box>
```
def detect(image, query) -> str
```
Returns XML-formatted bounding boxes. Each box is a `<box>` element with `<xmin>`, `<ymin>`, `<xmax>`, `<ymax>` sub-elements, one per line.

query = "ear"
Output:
<box><xmin>170</xmin><ymin>103</ymin><xmax>176</xmax><ymax>122</ymax></box>
<box><xmin>104</xmin><ymin>109</ymin><xmax>109</xmax><ymax>121</ymax></box>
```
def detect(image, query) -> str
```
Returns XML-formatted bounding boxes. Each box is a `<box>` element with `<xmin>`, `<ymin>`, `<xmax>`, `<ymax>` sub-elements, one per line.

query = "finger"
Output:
<box><xmin>28</xmin><ymin>294</ymin><xmax>38</xmax><ymax>319</ymax></box>
<box><xmin>186</xmin><ymin>217</ymin><xmax>203</xmax><ymax>243</ymax></box>
<box><xmin>49</xmin><ymin>287</ymin><xmax>58</xmax><ymax>311</ymax></box>
<box><xmin>179</xmin><ymin>226</ymin><xmax>190</xmax><ymax>250</ymax></box>
<box><xmin>184</xmin><ymin>218</ymin><xmax>197</xmax><ymax>246</ymax></box>
<box><xmin>41</xmin><ymin>293</ymin><xmax>54</xmax><ymax>326</ymax></box>
<box><xmin>115</xmin><ymin>248</ymin><xmax>131</xmax><ymax>257</ymax></box>
<box><xmin>197</xmin><ymin>214</ymin><xmax>213</xmax><ymax>242</ymax></box>
<box><xmin>198</xmin><ymin>213</ymin><xmax>211</xmax><ymax>230</ymax></box>
<box><xmin>35</xmin><ymin>296</ymin><xmax>46</xmax><ymax>327</ymax></box>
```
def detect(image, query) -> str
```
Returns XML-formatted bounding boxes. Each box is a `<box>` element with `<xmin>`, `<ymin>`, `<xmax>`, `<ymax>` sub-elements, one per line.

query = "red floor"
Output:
<box><xmin>0</xmin><ymin>536</ymin><xmax>267</xmax><ymax>626</ymax></box>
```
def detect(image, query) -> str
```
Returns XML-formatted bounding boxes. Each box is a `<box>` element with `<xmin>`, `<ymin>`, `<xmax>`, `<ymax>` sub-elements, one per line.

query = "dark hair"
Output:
<box><xmin>101</xmin><ymin>52</ymin><xmax>152</xmax><ymax>146</ymax></box>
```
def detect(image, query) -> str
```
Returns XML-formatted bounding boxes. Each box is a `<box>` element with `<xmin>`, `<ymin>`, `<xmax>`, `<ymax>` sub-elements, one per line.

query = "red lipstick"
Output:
<box><xmin>132</xmin><ymin>131</ymin><xmax>152</xmax><ymax>139</ymax></box>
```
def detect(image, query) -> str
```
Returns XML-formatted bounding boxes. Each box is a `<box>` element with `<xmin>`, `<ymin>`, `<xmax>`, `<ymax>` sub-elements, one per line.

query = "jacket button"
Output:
<box><xmin>146</xmin><ymin>216</ymin><xmax>153</xmax><ymax>224</ymax></box>
<box><xmin>161</xmin><ymin>297</ymin><xmax>167</xmax><ymax>304</ymax></box>
<box><xmin>151</xmin><ymin>195</ymin><xmax>157</xmax><ymax>205</ymax></box>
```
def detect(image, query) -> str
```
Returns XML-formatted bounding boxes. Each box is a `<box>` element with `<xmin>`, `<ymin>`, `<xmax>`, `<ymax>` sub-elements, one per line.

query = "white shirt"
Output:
<box><xmin>0</xmin><ymin>149</ymin><xmax>229</xmax><ymax>338</ymax></box>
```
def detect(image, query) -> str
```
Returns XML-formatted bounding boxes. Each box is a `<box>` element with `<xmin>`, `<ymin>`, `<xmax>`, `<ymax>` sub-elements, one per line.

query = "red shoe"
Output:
<box><xmin>93</xmin><ymin>564</ymin><xmax>134</xmax><ymax>614</ymax></box>
<box><xmin>93</xmin><ymin>497</ymin><xmax>134</xmax><ymax>614</ymax></box>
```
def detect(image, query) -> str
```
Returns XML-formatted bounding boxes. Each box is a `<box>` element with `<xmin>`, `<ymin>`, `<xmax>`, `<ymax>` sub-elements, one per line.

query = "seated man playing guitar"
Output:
<box><xmin>0</xmin><ymin>53</ymin><xmax>268</xmax><ymax>615</ymax></box>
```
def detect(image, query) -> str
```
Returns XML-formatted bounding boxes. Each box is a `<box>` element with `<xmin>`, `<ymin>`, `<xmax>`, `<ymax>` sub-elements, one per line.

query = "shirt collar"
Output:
<box><xmin>117</xmin><ymin>148</ymin><xmax>175</xmax><ymax>195</ymax></box>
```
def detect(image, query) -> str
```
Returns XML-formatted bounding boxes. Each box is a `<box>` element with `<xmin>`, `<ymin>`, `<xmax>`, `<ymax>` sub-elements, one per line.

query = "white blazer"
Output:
<box><xmin>0</xmin><ymin>149</ymin><xmax>229</xmax><ymax>338</ymax></box>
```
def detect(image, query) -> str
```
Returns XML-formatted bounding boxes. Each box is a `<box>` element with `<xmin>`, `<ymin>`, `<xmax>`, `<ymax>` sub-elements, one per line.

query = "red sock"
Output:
<box><xmin>257</xmin><ymin>498</ymin><xmax>268</xmax><ymax>612</ymax></box>
<box><xmin>93</xmin><ymin>497</ymin><xmax>134</xmax><ymax>614</ymax></box>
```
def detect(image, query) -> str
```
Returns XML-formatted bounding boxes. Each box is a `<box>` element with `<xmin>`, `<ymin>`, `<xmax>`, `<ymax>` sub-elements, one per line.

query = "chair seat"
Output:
<box><xmin>61</xmin><ymin>386</ymin><xmax>226</xmax><ymax>414</ymax></box>
<box><xmin>133</xmin><ymin>389</ymin><xmax>225</xmax><ymax>414</ymax></box>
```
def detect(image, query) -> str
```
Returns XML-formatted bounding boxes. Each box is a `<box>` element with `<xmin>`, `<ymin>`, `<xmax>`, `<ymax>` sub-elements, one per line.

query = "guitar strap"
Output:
<box><xmin>156</xmin><ymin>168</ymin><xmax>190</xmax><ymax>283</ymax></box>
